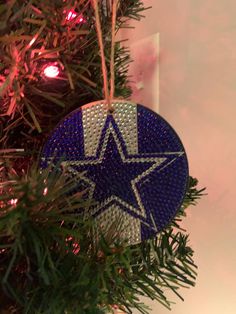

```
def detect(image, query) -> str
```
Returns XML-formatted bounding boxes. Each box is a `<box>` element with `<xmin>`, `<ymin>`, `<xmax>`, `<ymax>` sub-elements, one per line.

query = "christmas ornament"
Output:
<box><xmin>42</xmin><ymin>0</ymin><xmax>189</xmax><ymax>245</ymax></box>
<box><xmin>41</xmin><ymin>100</ymin><xmax>189</xmax><ymax>244</ymax></box>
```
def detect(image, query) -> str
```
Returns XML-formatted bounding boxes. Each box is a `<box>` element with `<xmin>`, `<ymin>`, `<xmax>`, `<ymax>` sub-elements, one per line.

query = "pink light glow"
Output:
<box><xmin>10</xmin><ymin>198</ymin><xmax>18</xmax><ymax>206</ymax></box>
<box><xmin>44</xmin><ymin>65</ymin><xmax>60</xmax><ymax>78</ymax></box>
<box><xmin>78</xmin><ymin>16</ymin><xmax>84</xmax><ymax>23</ymax></box>
<box><xmin>64</xmin><ymin>9</ymin><xmax>85</xmax><ymax>23</ymax></box>
<box><xmin>66</xmin><ymin>10</ymin><xmax>77</xmax><ymax>21</ymax></box>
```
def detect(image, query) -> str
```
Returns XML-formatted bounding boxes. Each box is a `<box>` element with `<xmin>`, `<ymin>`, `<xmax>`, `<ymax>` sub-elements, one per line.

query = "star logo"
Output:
<box><xmin>42</xmin><ymin>101</ymin><xmax>189</xmax><ymax>243</ymax></box>
<box><xmin>62</xmin><ymin>116</ymin><xmax>184</xmax><ymax>231</ymax></box>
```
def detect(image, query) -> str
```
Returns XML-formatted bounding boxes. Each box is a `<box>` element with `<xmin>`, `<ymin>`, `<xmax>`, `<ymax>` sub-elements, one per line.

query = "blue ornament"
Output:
<box><xmin>42</xmin><ymin>101</ymin><xmax>189</xmax><ymax>244</ymax></box>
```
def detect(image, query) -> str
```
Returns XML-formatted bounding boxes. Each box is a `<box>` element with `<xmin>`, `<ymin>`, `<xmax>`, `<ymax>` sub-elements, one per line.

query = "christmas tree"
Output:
<box><xmin>0</xmin><ymin>1</ymin><xmax>205</xmax><ymax>313</ymax></box>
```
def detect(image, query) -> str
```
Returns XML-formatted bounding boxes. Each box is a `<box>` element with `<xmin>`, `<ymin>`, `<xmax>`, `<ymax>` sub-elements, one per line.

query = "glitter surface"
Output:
<box><xmin>42</xmin><ymin>101</ymin><xmax>189</xmax><ymax>244</ymax></box>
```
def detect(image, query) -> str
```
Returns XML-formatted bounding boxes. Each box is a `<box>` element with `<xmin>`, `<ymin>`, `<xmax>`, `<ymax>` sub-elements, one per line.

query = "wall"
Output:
<box><xmin>121</xmin><ymin>1</ymin><xmax>236</xmax><ymax>313</ymax></box>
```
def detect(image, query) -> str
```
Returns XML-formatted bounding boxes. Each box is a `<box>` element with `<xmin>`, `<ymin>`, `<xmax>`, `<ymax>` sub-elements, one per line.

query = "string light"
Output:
<box><xmin>66</xmin><ymin>10</ymin><xmax>77</xmax><ymax>21</ymax></box>
<box><xmin>10</xmin><ymin>198</ymin><xmax>18</xmax><ymax>206</ymax></box>
<box><xmin>78</xmin><ymin>16</ymin><xmax>85</xmax><ymax>23</ymax></box>
<box><xmin>64</xmin><ymin>9</ymin><xmax>85</xmax><ymax>23</ymax></box>
<box><xmin>44</xmin><ymin>64</ymin><xmax>60</xmax><ymax>78</ymax></box>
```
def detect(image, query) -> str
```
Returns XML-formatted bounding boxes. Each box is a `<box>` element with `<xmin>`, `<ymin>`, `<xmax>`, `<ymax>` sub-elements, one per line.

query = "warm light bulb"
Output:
<box><xmin>10</xmin><ymin>198</ymin><xmax>18</xmax><ymax>206</ymax></box>
<box><xmin>78</xmin><ymin>16</ymin><xmax>84</xmax><ymax>23</ymax></box>
<box><xmin>64</xmin><ymin>9</ymin><xmax>85</xmax><ymax>23</ymax></box>
<box><xmin>44</xmin><ymin>65</ymin><xmax>60</xmax><ymax>78</ymax></box>
<box><xmin>66</xmin><ymin>10</ymin><xmax>77</xmax><ymax>21</ymax></box>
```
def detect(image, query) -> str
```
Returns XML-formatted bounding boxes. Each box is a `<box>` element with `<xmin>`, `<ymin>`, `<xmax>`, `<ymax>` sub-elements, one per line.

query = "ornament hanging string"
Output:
<box><xmin>92</xmin><ymin>0</ymin><xmax>117</xmax><ymax>112</ymax></box>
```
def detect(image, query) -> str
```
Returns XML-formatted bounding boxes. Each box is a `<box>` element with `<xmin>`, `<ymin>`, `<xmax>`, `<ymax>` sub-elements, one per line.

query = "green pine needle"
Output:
<box><xmin>0</xmin><ymin>1</ymin><xmax>206</xmax><ymax>313</ymax></box>
<box><xmin>0</xmin><ymin>160</ymin><xmax>204</xmax><ymax>313</ymax></box>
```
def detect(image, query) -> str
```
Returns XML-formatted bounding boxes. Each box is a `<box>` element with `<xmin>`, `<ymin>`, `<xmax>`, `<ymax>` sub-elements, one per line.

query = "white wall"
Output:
<box><xmin>122</xmin><ymin>1</ymin><xmax>236</xmax><ymax>313</ymax></box>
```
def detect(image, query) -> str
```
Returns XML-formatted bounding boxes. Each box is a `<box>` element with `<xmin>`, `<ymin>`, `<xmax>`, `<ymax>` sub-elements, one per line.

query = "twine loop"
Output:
<box><xmin>92</xmin><ymin>0</ymin><xmax>117</xmax><ymax>113</ymax></box>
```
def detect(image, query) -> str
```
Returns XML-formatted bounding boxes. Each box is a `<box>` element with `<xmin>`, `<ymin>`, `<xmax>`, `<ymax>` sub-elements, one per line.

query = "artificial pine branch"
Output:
<box><xmin>0</xmin><ymin>0</ymin><xmax>146</xmax><ymax>152</ymax></box>
<box><xmin>0</xmin><ymin>1</ymin><xmax>205</xmax><ymax>313</ymax></box>
<box><xmin>0</xmin><ymin>160</ymin><xmax>204</xmax><ymax>313</ymax></box>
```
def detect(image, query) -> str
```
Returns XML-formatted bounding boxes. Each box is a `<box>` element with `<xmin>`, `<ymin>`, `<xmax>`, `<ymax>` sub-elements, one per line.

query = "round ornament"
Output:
<box><xmin>42</xmin><ymin>100</ymin><xmax>189</xmax><ymax>244</ymax></box>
